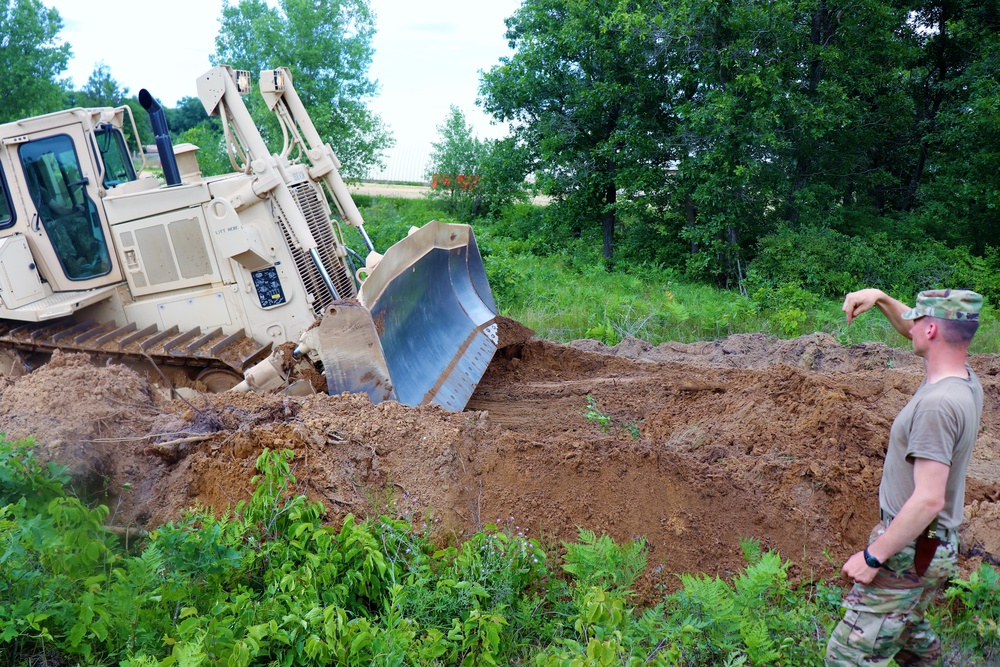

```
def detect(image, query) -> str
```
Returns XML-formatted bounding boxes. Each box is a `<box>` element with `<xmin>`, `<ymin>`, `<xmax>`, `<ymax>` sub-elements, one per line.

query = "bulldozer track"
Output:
<box><xmin>0</xmin><ymin>318</ymin><xmax>272</xmax><ymax>374</ymax></box>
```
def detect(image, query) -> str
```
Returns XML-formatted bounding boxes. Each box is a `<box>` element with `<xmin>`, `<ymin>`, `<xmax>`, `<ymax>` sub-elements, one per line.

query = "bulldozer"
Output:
<box><xmin>0</xmin><ymin>65</ymin><xmax>498</xmax><ymax>411</ymax></box>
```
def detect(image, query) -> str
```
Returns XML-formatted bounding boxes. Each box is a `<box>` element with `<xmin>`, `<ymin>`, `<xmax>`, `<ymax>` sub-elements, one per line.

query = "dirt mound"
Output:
<box><xmin>574</xmin><ymin>332</ymin><xmax>922</xmax><ymax>373</ymax></box>
<box><xmin>0</xmin><ymin>351</ymin><xmax>158</xmax><ymax>492</ymax></box>
<box><xmin>1</xmin><ymin>332</ymin><xmax>998</xmax><ymax>597</ymax></box>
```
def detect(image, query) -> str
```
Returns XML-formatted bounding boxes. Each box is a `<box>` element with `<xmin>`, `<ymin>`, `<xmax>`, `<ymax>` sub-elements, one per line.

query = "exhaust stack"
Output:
<box><xmin>138</xmin><ymin>89</ymin><xmax>182</xmax><ymax>186</ymax></box>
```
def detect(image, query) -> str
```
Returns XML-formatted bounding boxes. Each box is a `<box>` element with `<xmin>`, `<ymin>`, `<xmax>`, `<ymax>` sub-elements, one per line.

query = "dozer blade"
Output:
<box><xmin>329</xmin><ymin>220</ymin><xmax>498</xmax><ymax>411</ymax></box>
<box><xmin>314</xmin><ymin>301</ymin><xmax>397</xmax><ymax>404</ymax></box>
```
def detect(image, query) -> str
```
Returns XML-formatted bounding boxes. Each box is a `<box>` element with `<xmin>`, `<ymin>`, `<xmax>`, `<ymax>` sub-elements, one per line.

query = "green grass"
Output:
<box><xmin>345</xmin><ymin>194</ymin><xmax>446</xmax><ymax>252</ymax></box>
<box><xmin>352</xmin><ymin>195</ymin><xmax>1000</xmax><ymax>355</ymax></box>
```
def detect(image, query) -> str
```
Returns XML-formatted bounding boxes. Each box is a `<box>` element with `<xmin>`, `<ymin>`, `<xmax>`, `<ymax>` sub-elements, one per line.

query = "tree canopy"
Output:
<box><xmin>165</xmin><ymin>97</ymin><xmax>210</xmax><ymax>137</ymax></box>
<box><xmin>0</xmin><ymin>0</ymin><xmax>70</xmax><ymax>123</ymax></box>
<box><xmin>425</xmin><ymin>106</ymin><xmax>487</xmax><ymax>217</ymax></box>
<box><xmin>213</xmin><ymin>0</ymin><xmax>392</xmax><ymax>178</ymax></box>
<box><xmin>480</xmin><ymin>0</ymin><xmax>677</xmax><ymax>264</ymax></box>
<box><xmin>77</xmin><ymin>62</ymin><xmax>128</xmax><ymax>107</ymax></box>
<box><xmin>481</xmin><ymin>0</ymin><xmax>1000</xmax><ymax>286</ymax></box>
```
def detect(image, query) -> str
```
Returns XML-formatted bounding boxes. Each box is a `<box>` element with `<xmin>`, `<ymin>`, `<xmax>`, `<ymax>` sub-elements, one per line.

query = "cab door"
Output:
<box><xmin>13</xmin><ymin>123</ymin><xmax>123</xmax><ymax>291</ymax></box>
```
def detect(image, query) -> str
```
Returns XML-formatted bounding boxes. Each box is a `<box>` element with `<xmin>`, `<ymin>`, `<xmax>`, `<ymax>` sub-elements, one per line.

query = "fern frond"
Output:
<box><xmin>562</xmin><ymin>528</ymin><xmax>647</xmax><ymax>594</ymax></box>
<box><xmin>733</xmin><ymin>551</ymin><xmax>787</xmax><ymax>606</ymax></box>
<box><xmin>739</xmin><ymin>537</ymin><xmax>762</xmax><ymax>566</ymax></box>
<box><xmin>679</xmin><ymin>574</ymin><xmax>737</xmax><ymax>624</ymax></box>
<box><xmin>723</xmin><ymin>653</ymin><xmax>749</xmax><ymax>667</ymax></box>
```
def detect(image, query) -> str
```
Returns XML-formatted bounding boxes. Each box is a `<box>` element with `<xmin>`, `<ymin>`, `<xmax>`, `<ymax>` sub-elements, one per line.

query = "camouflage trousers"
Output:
<box><xmin>825</xmin><ymin>521</ymin><xmax>959</xmax><ymax>666</ymax></box>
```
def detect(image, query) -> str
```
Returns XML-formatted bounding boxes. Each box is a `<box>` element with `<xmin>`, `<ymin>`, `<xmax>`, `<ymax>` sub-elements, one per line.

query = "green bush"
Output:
<box><xmin>749</xmin><ymin>225</ymin><xmax>1000</xmax><ymax>304</ymax></box>
<box><xmin>0</xmin><ymin>439</ymin><xmax>122</xmax><ymax>665</ymax></box>
<box><xmin>3</xmin><ymin>434</ymin><xmax>990</xmax><ymax>665</ymax></box>
<box><xmin>0</xmin><ymin>440</ymin><xmax>553</xmax><ymax>666</ymax></box>
<box><xmin>943</xmin><ymin>563</ymin><xmax>1000</xmax><ymax>663</ymax></box>
<box><xmin>666</xmin><ymin>541</ymin><xmax>839</xmax><ymax>666</ymax></box>
<box><xmin>747</xmin><ymin>226</ymin><xmax>864</xmax><ymax>297</ymax></box>
<box><xmin>476</xmin><ymin>137</ymin><xmax>532</xmax><ymax>219</ymax></box>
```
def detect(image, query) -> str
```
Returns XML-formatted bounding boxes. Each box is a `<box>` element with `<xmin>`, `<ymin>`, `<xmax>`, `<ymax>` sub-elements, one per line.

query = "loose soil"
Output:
<box><xmin>2</xmin><ymin>325</ymin><xmax>999</xmax><ymax>602</ymax></box>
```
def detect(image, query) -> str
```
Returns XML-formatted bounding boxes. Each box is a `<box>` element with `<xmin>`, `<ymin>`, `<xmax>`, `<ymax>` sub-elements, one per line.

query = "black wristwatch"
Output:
<box><xmin>863</xmin><ymin>547</ymin><xmax>883</xmax><ymax>569</ymax></box>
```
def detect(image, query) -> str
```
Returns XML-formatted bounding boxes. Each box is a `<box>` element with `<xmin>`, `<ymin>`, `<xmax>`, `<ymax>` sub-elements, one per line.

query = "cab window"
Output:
<box><xmin>94</xmin><ymin>125</ymin><xmax>137</xmax><ymax>188</ymax></box>
<box><xmin>0</xmin><ymin>165</ymin><xmax>14</xmax><ymax>229</ymax></box>
<box><xmin>19</xmin><ymin>134</ymin><xmax>112</xmax><ymax>281</ymax></box>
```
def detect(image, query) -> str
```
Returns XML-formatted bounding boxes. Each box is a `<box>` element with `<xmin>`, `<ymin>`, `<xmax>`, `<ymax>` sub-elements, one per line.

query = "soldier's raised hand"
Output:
<box><xmin>842</xmin><ymin>289</ymin><xmax>886</xmax><ymax>325</ymax></box>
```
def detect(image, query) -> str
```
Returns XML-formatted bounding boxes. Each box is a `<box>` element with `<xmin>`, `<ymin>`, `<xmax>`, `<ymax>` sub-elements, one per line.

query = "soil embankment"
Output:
<box><xmin>2</xmin><ymin>325</ymin><xmax>998</xmax><ymax>598</ymax></box>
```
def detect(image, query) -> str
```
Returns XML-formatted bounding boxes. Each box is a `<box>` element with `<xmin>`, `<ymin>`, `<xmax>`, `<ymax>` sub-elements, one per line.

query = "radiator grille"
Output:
<box><xmin>274</xmin><ymin>182</ymin><xmax>357</xmax><ymax>317</ymax></box>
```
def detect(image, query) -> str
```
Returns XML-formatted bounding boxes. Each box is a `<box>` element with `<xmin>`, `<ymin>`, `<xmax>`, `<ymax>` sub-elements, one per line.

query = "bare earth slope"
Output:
<box><xmin>2</xmin><ymin>326</ymin><xmax>998</xmax><ymax>599</ymax></box>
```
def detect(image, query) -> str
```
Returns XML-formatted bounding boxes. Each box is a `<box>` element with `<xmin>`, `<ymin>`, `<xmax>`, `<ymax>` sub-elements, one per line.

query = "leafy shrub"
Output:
<box><xmin>535</xmin><ymin>586</ymin><xmax>653</xmax><ymax>666</ymax></box>
<box><xmin>479</xmin><ymin>245</ymin><xmax>526</xmax><ymax>312</ymax></box>
<box><xmin>477</xmin><ymin>136</ymin><xmax>531</xmax><ymax>218</ymax></box>
<box><xmin>748</xmin><ymin>225</ymin><xmax>863</xmax><ymax>297</ymax></box>
<box><xmin>667</xmin><ymin>543</ymin><xmax>837</xmax><ymax>666</ymax></box>
<box><xmin>0</xmin><ymin>436</ymin><xmax>68</xmax><ymax>510</ymax></box>
<box><xmin>944</xmin><ymin>563</ymin><xmax>1000</xmax><ymax>662</ymax></box>
<box><xmin>746</xmin><ymin>282</ymin><xmax>821</xmax><ymax>337</ymax></box>
<box><xmin>177</xmin><ymin>123</ymin><xmax>230</xmax><ymax>177</ymax></box>
<box><xmin>0</xmin><ymin>439</ymin><xmax>121</xmax><ymax>665</ymax></box>
<box><xmin>750</xmin><ymin>225</ymin><xmax>1000</xmax><ymax>304</ymax></box>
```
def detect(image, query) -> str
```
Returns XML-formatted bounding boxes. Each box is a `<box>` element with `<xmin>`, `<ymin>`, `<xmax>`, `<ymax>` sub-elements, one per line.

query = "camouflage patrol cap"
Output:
<box><xmin>900</xmin><ymin>289</ymin><xmax>983</xmax><ymax>321</ymax></box>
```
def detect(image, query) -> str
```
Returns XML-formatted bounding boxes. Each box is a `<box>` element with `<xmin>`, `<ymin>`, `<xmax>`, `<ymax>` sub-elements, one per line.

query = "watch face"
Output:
<box><xmin>863</xmin><ymin>549</ymin><xmax>881</xmax><ymax>568</ymax></box>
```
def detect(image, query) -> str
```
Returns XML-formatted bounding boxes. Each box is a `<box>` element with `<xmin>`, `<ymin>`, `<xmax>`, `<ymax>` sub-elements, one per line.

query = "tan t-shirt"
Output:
<box><xmin>879</xmin><ymin>367</ymin><xmax>983</xmax><ymax>528</ymax></box>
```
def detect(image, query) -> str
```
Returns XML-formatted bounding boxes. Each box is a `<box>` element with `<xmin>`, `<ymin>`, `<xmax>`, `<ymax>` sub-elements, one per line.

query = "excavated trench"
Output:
<box><xmin>2</xmin><ymin>320</ymin><xmax>998</xmax><ymax>601</ymax></box>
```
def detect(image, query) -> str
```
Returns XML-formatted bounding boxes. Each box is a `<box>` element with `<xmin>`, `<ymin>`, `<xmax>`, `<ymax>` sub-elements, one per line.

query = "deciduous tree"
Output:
<box><xmin>425</xmin><ymin>107</ymin><xmax>529</xmax><ymax>221</ymax></box>
<box><xmin>78</xmin><ymin>62</ymin><xmax>128</xmax><ymax>107</ymax></box>
<box><xmin>899</xmin><ymin>0</ymin><xmax>1000</xmax><ymax>250</ymax></box>
<box><xmin>426</xmin><ymin>106</ymin><xmax>487</xmax><ymax>219</ymax></box>
<box><xmin>483</xmin><ymin>0</ymin><xmax>999</xmax><ymax>282</ymax></box>
<box><xmin>213</xmin><ymin>0</ymin><xmax>392</xmax><ymax>178</ymax></box>
<box><xmin>480</xmin><ymin>0</ymin><xmax>678</xmax><ymax>264</ymax></box>
<box><xmin>0</xmin><ymin>0</ymin><xmax>70</xmax><ymax>122</ymax></box>
<box><xmin>165</xmin><ymin>96</ymin><xmax>210</xmax><ymax>137</ymax></box>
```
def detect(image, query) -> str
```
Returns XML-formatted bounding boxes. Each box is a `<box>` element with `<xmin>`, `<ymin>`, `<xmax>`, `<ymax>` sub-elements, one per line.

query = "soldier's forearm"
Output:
<box><xmin>872</xmin><ymin>293</ymin><xmax>913</xmax><ymax>340</ymax></box>
<box><xmin>866</xmin><ymin>504</ymin><xmax>938</xmax><ymax>563</ymax></box>
<box><xmin>868</xmin><ymin>461</ymin><xmax>948</xmax><ymax>562</ymax></box>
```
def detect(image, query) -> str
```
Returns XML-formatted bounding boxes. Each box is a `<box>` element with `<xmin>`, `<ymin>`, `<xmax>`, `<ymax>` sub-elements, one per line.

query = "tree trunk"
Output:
<box><xmin>725</xmin><ymin>225</ymin><xmax>740</xmax><ymax>288</ymax></box>
<box><xmin>685</xmin><ymin>191</ymin><xmax>698</xmax><ymax>254</ymax></box>
<box><xmin>786</xmin><ymin>0</ymin><xmax>833</xmax><ymax>224</ymax></box>
<box><xmin>902</xmin><ymin>4</ymin><xmax>950</xmax><ymax>212</ymax></box>
<box><xmin>602</xmin><ymin>182</ymin><xmax>617</xmax><ymax>264</ymax></box>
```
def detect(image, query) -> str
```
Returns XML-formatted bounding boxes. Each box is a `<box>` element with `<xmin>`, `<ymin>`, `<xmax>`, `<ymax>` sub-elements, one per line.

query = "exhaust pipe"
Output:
<box><xmin>138</xmin><ymin>89</ymin><xmax>182</xmax><ymax>186</ymax></box>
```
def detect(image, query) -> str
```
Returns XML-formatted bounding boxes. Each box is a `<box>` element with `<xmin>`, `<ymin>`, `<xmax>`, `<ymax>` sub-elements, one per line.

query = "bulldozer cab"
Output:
<box><xmin>8</xmin><ymin>117</ymin><xmax>126</xmax><ymax>290</ymax></box>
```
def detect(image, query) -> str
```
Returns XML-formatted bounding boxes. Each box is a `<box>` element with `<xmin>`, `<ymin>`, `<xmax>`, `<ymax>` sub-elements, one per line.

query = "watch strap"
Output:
<box><xmin>863</xmin><ymin>547</ymin><xmax>882</xmax><ymax>569</ymax></box>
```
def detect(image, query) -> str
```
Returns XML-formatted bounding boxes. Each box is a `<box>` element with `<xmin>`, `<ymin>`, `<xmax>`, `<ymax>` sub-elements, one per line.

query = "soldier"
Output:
<box><xmin>826</xmin><ymin>288</ymin><xmax>984</xmax><ymax>666</ymax></box>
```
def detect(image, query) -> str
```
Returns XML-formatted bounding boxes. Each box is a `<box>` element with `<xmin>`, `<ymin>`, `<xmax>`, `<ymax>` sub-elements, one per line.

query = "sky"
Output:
<box><xmin>47</xmin><ymin>0</ymin><xmax>522</xmax><ymax>181</ymax></box>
